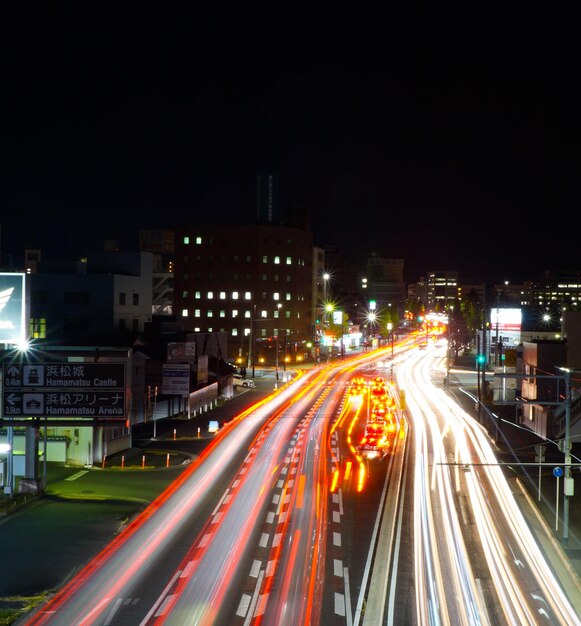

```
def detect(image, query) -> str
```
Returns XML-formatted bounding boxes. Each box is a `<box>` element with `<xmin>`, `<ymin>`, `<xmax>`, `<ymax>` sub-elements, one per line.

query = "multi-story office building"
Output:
<box><xmin>519</xmin><ymin>270</ymin><xmax>581</xmax><ymax>314</ymax></box>
<box><xmin>29</xmin><ymin>251</ymin><xmax>154</xmax><ymax>344</ymax></box>
<box><xmin>425</xmin><ymin>270</ymin><xmax>459</xmax><ymax>310</ymax></box>
<box><xmin>173</xmin><ymin>224</ymin><xmax>314</xmax><ymax>364</ymax></box>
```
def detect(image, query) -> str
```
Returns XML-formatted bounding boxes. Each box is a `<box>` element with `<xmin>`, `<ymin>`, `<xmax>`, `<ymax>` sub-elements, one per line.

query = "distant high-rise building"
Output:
<box><xmin>257</xmin><ymin>174</ymin><xmax>280</xmax><ymax>224</ymax></box>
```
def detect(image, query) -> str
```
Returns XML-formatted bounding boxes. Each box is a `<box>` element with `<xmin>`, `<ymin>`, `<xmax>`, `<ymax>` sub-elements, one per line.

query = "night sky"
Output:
<box><xmin>2</xmin><ymin>3</ymin><xmax>580</xmax><ymax>283</ymax></box>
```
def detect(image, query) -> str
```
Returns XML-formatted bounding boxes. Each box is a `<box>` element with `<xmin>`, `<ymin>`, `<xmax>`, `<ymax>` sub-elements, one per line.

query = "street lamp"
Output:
<box><xmin>249</xmin><ymin>301</ymin><xmax>257</xmax><ymax>378</ymax></box>
<box><xmin>322</xmin><ymin>272</ymin><xmax>331</xmax><ymax>327</ymax></box>
<box><xmin>275</xmin><ymin>303</ymin><xmax>282</xmax><ymax>386</ymax></box>
<box><xmin>387</xmin><ymin>322</ymin><xmax>394</xmax><ymax>358</ymax></box>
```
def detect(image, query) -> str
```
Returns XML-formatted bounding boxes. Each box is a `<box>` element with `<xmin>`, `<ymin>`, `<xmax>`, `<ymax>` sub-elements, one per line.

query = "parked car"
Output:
<box><xmin>233</xmin><ymin>374</ymin><xmax>256</xmax><ymax>388</ymax></box>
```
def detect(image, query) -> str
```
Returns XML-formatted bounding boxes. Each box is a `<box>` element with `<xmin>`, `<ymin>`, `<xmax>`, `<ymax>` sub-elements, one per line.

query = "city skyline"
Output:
<box><xmin>2</xmin><ymin>4</ymin><xmax>580</xmax><ymax>284</ymax></box>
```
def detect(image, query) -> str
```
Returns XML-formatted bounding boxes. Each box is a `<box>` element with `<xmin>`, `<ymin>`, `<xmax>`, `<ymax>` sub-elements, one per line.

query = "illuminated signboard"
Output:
<box><xmin>490</xmin><ymin>308</ymin><xmax>522</xmax><ymax>346</ymax></box>
<box><xmin>490</xmin><ymin>308</ymin><xmax>522</xmax><ymax>332</ymax></box>
<box><xmin>0</xmin><ymin>273</ymin><xmax>26</xmax><ymax>345</ymax></box>
<box><xmin>2</xmin><ymin>362</ymin><xmax>126</xmax><ymax>419</ymax></box>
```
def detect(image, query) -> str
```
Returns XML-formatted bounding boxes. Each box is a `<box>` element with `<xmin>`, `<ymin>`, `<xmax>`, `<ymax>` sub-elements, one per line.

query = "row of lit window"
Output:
<box><xmin>181</xmin><ymin>308</ymin><xmax>294</xmax><ymax>319</ymax></box>
<box><xmin>180</xmin><ymin>291</ymin><xmax>299</xmax><ymax>301</ymax></box>
<box><xmin>183</xmin><ymin>253</ymin><xmax>298</xmax><ymax>265</ymax></box>
<box><xmin>188</xmin><ymin>327</ymin><xmax>289</xmax><ymax>337</ymax></box>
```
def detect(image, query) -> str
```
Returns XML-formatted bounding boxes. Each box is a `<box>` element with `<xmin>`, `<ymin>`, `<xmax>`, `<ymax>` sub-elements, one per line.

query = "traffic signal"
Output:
<box><xmin>476</xmin><ymin>354</ymin><xmax>486</xmax><ymax>365</ymax></box>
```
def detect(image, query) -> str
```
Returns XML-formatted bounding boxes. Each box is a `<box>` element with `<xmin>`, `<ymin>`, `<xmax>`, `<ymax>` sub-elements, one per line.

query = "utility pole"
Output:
<box><xmin>560</xmin><ymin>368</ymin><xmax>572</xmax><ymax>545</ymax></box>
<box><xmin>251</xmin><ymin>303</ymin><xmax>256</xmax><ymax>378</ymax></box>
<box><xmin>495</xmin><ymin>290</ymin><xmax>500</xmax><ymax>367</ymax></box>
<box><xmin>476</xmin><ymin>334</ymin><xmax>480</xmax><ymax>421</ymax></box>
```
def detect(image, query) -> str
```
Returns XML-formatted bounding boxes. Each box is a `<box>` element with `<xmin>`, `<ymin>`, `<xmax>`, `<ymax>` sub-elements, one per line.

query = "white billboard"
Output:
<box><xmin>0</xmin><ymin>273</ymin><xmax>26</xmax><ymax>345</ymax></box>
<box><xmin>490</xmin><ymin>307</ymin><xmax>522</xmax><ymax>347</ymax></box>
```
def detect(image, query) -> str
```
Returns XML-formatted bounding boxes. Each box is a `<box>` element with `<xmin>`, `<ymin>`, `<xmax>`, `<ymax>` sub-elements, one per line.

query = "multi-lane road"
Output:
<box><xmin>22</xmin><ymin>333</ymin><xmax>580</xmax><ymax>625</ymax></box>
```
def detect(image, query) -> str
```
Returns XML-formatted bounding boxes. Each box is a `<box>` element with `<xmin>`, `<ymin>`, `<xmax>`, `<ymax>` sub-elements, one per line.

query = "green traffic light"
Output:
<box><xmin>476</xmin><ymin>354</ymin><xmax>486</xmax><ymax>365</ymax></box>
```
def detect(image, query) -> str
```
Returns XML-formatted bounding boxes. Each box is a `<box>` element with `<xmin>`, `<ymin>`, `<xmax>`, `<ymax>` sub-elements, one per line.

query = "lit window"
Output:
<box><xmin>232</xmin><ymin>310</ymin><xmax>238</xmax><ymax>317</ymax></box>
<box><xmin>220</xmin><ymin>310</ymin><xmax>225</xmax><ymax>317</ymax></box>
<box><xmin>194</xmin><ymin>327</ymin><xmax>201</xmax><ymax>332</ymax></box>
<box><xmin>245</xmin><ymin>291</ymin><xmax>252</xmax><ymax>300</ymax></box>
<box><xmin>207</xmin><ymin>310</ymin><xmax>213</xmax><ymax>317</ymax></box>
<box><xmin>262</xmin><ymin>255</ymin><xmax>268</xmax><ymax>263</ymax></box>
<box><xmin>286</xmin><ymin>293</ymin><xmax>291</xmax><ymax>301</ymax></box>
<box><xmin>182</xmin><ymin>291</ymin><xmax>188</xmax><ymax>298</ymax></box>
<box><xmin>194</xmin><ymin>309</ymin><xmax>201</xmax><ymax>317</ymax></box>
<box><xmin>184</xmin><ymin>236</ymin><xmax>190</xmax><ymax>245</ymax></box>
<box><xmin>195</xmin><ymin>291</ymin><xmax>201</xmax><ymax>299</ymax></box>
<box><xmin>244</xmin><ymin>311</ymin><xmax>251</xmax><ymax>318</ymax></box>
<box><xmin>220</xmin><ymin>291</ymin><xmax>226</xmax><ymax>299</ymax></box>
<box><xmin>207</xmin><ymin>291</ymin><xmax>214</xmax><ymax>299</ymax></box>
<box><xmin>232</xmin><ymin>329</ymin><xmax>238</xmax><ymax>336</ymax></box>
<box><xmin>182</xmin><ymin>309</ymin><xmax>189</xmax><ymax>317</ymax></box>
<box><xmin>274</xmin><ymin>256</ymin><xmax>280</xmax><ymax>264</ymax></box>
<box><xmin>262</xmin><ymin>274</ymin><xmax>267</xmax><ymax>280</ymax></box>
<box><xmin>286</xmin><ymin>257</ymin><xmax>292</xmax><ymax>265</ymax></box>
<box><xmin>196</xmin><ymin>236</ymin><xmax>202</xmax><ymax>244</ymax></box>
<box><xmin>273</xmin><ymin>292</ymin><xmax>280</xmax><ymax>300</ymax></box>
<box><xmin>30</xmin><ymin>318</ymin><xmax>46</xmax><ymax>339</ymax></box>
<box><xmin>244</xmin><ymin>328</ymin><xmax>251</xmax><ymax>336</ymax></box>
<box><xmin>233</xmin><ymin>291</ymin><xmax>239</xmax><ymax>299</ymax></box>
<box><xmin>261</xmin><ymin>310</ymin><xmax>267</xmax><ymax>318</ymax></box>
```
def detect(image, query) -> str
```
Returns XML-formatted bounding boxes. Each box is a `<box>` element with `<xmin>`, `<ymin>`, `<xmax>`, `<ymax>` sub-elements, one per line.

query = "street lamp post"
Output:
<box><xmin>445</xmin><ymin>305</ymin><xmax>453</xmax><ymax>388</ymax></box>
<box><xmin>250</xmin><ymin>302</ymin><xmax>256</xmax><ymax>378</ymax></box>
<box><xmin>495</xmin><ymin>290</ymin><xmax>501</xmax><ymax>367</ymax></box>
<box><xmin>275</xmin><ymin>334</ymin><xmax>279</xmax><ymax>386</ymax></box>
<box><xmin>275</xmin><ymin>303</ymin><xmax>282</xmax><ymax>387</ymax></box>
<box><xmin>387</xmin><ymin>322</ymin><xmax>394</xmax><ymax>358</ymax></box>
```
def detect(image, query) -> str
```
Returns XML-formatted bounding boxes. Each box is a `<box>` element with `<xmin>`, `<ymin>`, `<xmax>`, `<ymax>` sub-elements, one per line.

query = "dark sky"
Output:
<box><xmin>2</xmin><ymin>3</ymin><xmax>580</xmax><ymax>283</ymax></box>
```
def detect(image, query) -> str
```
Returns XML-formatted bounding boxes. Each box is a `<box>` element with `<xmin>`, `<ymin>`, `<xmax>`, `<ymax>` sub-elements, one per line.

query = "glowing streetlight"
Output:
<box><xmin>322</xmin><ymin>272</ymin><xmax>331</xmax><ymax>325</ymax></box>
<box><xmin>275</xmin><ymin>303</ymin><xmax>282</xmax><ymax>387</ymax></box>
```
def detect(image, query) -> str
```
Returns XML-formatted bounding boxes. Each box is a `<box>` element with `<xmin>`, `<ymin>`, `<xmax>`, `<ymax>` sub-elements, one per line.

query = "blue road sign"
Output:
<box><xmin>553</xmin><ymin>467</ymin><xmax>564</xmax><ymax>478</ymax></box>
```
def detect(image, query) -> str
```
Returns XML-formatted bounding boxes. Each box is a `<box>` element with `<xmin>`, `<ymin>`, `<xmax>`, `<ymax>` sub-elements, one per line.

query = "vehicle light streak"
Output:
<box><xmin>398</xmin><ymin>345</ymin><xmax>581</xmax><ymax>625</ymax></box>
<box><xmin>24</xmin><ymin>368</ymin><xmax>324</xmax><ymax>626</ymax></box>
<box><xmin>330</xmin><ymin>468</ymin><xmax>339</xmax><ymax>493</ymax></box>
<box><xmin>25</xmin><ymin>348</ymin><xmax>403</xmax><ymax>626</ymax></box>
